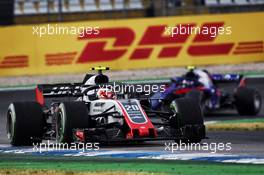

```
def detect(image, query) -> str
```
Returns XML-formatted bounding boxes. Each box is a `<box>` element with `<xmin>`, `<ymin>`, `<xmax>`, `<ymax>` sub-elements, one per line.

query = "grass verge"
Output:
<box><xmin>0</xmin><ymin>169</ymin><xmax>160</xmax><ymax>175</ymax></box>
<box><xmin>206</xmin><ymin>118</ymin><xmax>264</xmax><ymax>131</ymax></box>
<box><xmin>0</xmin><ymin>154</ymin><xmax>264</xmax><ymax>175</ymax></box>
<box><xmin>206</xmin><ymin>123</ymin><xmax>264</xmax><ymax>131</ymax></box>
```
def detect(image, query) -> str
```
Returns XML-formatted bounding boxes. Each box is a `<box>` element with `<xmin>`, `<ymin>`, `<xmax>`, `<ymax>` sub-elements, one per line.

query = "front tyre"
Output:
<box><xmin>185</xmin><ymin>90</ymin><xmax>207</xmax><ymax>114</ymax></box>
<box><xmin>6</xmin><ymin>102</ymin><xmax>44</xmax><ymax>146</ymax></box>
<box><xmin>56</xmin><ymin>102</ymin><xmax>90</xmax><ymax>143</ymax></box>
<box><xmin>172</xmin><ymin>98</ymin><xmax>205</xmax><ymax>143</ymax></box>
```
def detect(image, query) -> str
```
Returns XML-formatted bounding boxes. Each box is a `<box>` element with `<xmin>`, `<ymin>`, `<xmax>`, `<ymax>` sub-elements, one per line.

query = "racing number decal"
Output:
<box><xmin>121</xmin><ymin>102</ymin><xmax>146</xmax><ymax>123</ymax></box>
<box><xmin>124</xmin><ymin>104</ymin><xmax>140</xmax><ymax>111</ymax></box>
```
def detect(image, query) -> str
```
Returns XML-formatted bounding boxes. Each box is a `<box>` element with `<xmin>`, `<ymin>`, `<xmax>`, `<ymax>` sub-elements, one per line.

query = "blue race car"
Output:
<box><xmin>151</xmin><ymin>66</ymin><xmax>262</xmax><ymax>116</ymax></box>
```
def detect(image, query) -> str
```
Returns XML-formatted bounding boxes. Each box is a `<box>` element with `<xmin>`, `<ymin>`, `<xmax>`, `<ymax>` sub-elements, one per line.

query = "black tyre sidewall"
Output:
<box><xmin>174</xmin><ymin>98</ymin><xmax>204</xmax><ymax>126</ymax></box>
<box><xmin>185</xmin><ymin>90</ymin><xmax>206</xmax><ymax>114</ymax></box>
<box><xmin>235</xmin><ymin>87</ymin><xmax>262</xmax><ymax>116</ymax></box>
<box><xmin>56</xmin><ymin>102</ymin><xmax>90</xmax><ymax>143</ymax></box>
<box><xmin>7</xmin><ymin>102</ymin><xmax>44</xmax><ymax>146</ymax></box>
<box><xmin>172</xmin><ymin>98</ymin><xmax>205</xmax><ymax>143</ymax></box>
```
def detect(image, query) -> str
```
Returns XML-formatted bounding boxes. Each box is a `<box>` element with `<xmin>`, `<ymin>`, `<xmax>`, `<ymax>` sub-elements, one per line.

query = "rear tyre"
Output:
<box><xmin>235</xmin><ymin>87</ymin><xmax>262</xmax><ymax>116</ymax></box>
<box><xmin>172</xmin><ymin>98</ymin><xmax>205</xmax><ymax>143</ymax></box>
<box><xmin>56</xmin><ymin>102</ymin><xmax>90</xmax><ymax>143</ymax></box>
<box><xmin>6</xmin><ymin>102</ymin><xmax>44</xmax><ymax>146</ymax></box>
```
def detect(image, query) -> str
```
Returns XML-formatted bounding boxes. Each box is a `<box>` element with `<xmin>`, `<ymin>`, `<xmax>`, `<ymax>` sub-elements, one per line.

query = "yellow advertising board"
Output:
<box><xmin>0</xmin><ymin>12</ymin><xmax>263</xmax><ymax>76</ymax></box>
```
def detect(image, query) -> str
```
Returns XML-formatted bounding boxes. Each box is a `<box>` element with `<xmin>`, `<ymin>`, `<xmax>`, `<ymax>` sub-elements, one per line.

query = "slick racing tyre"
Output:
<box><xmin>235</xmin><ymin>87</ymin><xmax>262</xmax><ymax>116</ymax></box>
<box><xmin>174</xmin><ymin>98</ymin><xmax>204</xmax><ymax>125</ymax></box>
<box><xmin>6</xmin><ymin>102</ymin><xmax>44</xmax><ymax>146</ymax></box>
<box><xmin>56</xmin><ymin>102</ymin><xmax>90</xmax><ymax>143</ymax></box>
<box><xmin>185</xmin><ymin>90</ymin><xmax>203</xmax><ymax>103</ymax></box>
<box><xmin>185</xmin><ymin>90</ymin><xmax>206</xmax><ymax>114</ymax></box>
<box><xmin>172</xmin><ymin>98</ymin><xmax>205</xmax><ymax>143</ymax></box>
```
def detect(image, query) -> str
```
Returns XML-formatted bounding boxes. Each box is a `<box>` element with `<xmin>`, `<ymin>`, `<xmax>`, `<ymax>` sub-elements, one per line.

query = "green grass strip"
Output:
<box><xmin>0</xmin><ymin>154</ymin><xmax>264</xmax><ymax>175</ymax></box>
<box><xmin>206</xmin><ymin>118</ymin><xmax>264</xmax><ymax>131</ymax></box>
<box><xmin>206</xmin><ymin>123</ymin><xmax>264</xmax><ymax>131</ymax></box>
<box><xmin>218</xmin><ymin>118</ymin><xmax>264</xmax><ymax>124</ymax></box>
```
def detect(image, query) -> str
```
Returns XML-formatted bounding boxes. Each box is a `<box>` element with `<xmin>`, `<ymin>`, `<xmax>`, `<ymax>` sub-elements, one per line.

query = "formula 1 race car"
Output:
<box><xmin>151</xmin><ymin>66</ymin><xmax>262</xmax><ymax>116</ymax></box>
<box><xmin>6</xmin><ymin>67</ymin><xmax>205</xmax><ymax>146</ymax></box>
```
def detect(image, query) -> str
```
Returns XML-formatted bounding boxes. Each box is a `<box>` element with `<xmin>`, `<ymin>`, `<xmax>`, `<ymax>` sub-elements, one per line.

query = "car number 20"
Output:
<box><xmin>124</xmin><ymin>104</ymin><xmax>140</xmax><ymax>111</ymax></box>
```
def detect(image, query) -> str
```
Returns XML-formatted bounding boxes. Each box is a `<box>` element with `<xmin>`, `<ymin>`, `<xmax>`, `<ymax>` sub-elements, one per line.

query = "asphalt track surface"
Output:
<box><xmin>0</xmin><ymin>77</ymin><xmax>263</xmax><ymax>157</ymax></box>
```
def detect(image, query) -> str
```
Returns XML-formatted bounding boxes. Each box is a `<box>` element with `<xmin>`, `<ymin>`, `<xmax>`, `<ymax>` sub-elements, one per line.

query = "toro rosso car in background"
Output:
<box><xmin>6</xmin><ymin>67</ymin><xmax>205</xmax><ymax>146</ymax></box>
<box><xmin>151</xmin><ymin>66</ymin><xmax>262</xmax><ymax>116</ymax></box>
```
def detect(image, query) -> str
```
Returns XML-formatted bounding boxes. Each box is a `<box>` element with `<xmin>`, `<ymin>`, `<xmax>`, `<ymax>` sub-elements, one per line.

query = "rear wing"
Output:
<box><xmin>37</xmin><ymin>83</ymin><xmax>83</xmax><ymax>98</ymax></box>
<box><xmin>35</xmin><ymin>83</ymin><xmax>88</xmax><ymax>106</ymax></box>
<box><xmin>211</xmin><ymin>74</ymin><xmax>243</xmax><ymax>83</ymax></box>
<box><xmin>210</xmin><ymin>74</ymin><xmax>246</xmax><ymax>92</ymax></box>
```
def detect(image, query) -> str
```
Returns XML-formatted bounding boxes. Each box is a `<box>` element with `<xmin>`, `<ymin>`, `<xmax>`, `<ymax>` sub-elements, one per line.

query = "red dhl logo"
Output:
<box><xmin>78</xmin><ymin>22</ymin><xmax>233</xmax><ymax>62</ymax></box>
<box><xmin>76</xmin><ymin>22</ymin><xmax>263</xmax><ymax>64</ymax></box>
<box><xmin>0</xmin><ymin>55</ymin><xmax>29</xmax><ymax>68</ymax></box>
<box><xmin>1</xmin><ymin>22</ymin><xmax>263</xmax><ymax>68</ymax></box>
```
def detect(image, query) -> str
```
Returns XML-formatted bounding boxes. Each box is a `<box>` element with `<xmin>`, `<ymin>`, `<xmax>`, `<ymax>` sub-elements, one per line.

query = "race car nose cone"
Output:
<box><xmin>139</xmin><ymin>128</ymin><xmax>149</xmax><ymax>137</ymax></box>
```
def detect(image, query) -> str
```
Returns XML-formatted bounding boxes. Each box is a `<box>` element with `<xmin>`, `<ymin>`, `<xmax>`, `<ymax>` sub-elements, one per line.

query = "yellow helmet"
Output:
<box><xmin>91</xmin><ymin>66</ymin><xmax>110</xmax><ymax>74</ymax></box>
<box><xmin>186</xmin><ymin>66</ymin><xmax>196</xmax><ymax>71</ymax></box>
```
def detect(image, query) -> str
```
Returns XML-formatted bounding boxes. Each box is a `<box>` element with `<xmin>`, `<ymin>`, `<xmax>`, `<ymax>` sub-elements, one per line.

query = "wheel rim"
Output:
<box><xmin>6</xmin><ymin>111</ymin><xmax>13</xmax><ymax>140</ymax></box>
<box><xmin>254</xmin><ymin>93</ymin><xmax>261</xmax><ymax>111</ymax></box>
<box><xmin>56</xmin><ymin>111</ymin><xmax>63</xmax><ymax>141</ymax></box>
<box><xmin>200</xmin><ymin>99</ymin><xmax>207</xmax><ymax>115</ymax></box>
<box><xmin>171</xmin><ymin>101</ymin><xmax>178</xmax><ymax>112</ymax></box>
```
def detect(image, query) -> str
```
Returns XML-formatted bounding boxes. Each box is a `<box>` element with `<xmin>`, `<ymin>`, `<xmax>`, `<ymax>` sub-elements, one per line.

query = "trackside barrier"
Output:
<box><xmin>0</xmin><ymin>12</ymin><xmax>263</xmax><ymax>76</ymax></box>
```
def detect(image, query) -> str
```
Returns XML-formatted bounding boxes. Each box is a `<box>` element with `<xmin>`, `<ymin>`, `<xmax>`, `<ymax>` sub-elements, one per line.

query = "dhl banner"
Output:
<box><xmin>0</xmin><ymin>12</ymin><xmax>263</xmax><ymax>76</ymax></box>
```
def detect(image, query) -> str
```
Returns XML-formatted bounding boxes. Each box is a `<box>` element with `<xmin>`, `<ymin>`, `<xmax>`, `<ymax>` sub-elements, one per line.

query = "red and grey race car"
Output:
<box><xmin>6</xmin><ymin>67</ymin><xmax>205</xmax><ymax>146</ymax></box>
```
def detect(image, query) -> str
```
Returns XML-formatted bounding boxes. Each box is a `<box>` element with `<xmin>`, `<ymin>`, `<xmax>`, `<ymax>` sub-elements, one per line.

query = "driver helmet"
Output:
<box><xmin>97</xmin><ymin>88</ymin><xmax>116</xmax><ymax>99</ymax></box>
<box><xmin>185</xmin><ymin>65</ymin><xmax>198</xmax><ymax>79</ymax></box>
<box><xmin>186</xmin><ymin>65</ymin><xmax>196</xmax><ymax>71</ymax></box>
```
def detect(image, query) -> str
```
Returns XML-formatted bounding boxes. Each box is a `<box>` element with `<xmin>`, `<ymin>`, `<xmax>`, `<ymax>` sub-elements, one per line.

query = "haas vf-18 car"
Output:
<box><xmin>6</xmin><ymin>67</ymin><xmax>205</xmax><ymax>146</ymax></box>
